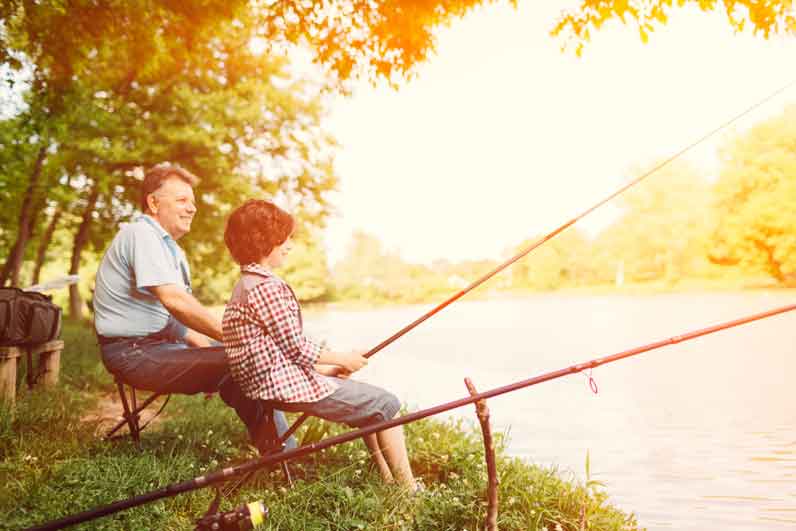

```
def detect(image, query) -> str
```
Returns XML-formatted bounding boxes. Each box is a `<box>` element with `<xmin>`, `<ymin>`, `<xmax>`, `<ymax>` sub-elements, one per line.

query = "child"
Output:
<box><xmin>222</xmin><ymin>199</ymin><xmax>416</xmax><ymax>489</ymax></box>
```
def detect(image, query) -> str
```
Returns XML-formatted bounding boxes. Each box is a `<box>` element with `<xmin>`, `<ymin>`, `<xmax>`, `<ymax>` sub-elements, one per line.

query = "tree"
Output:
<box><xmin>3</xmin><ymin>0</ymin><xmax>791</xmax><ymax>303</ymax></box>
<box><xmin>595</xmin><ymin>160</ymin><xmax>714</xmax><ymax>284</ymax></box>
<box><xmin>331</xmin><ymin>231</ymin><xmax>446</xmax><ymax>303</ymax></box>
<box><xmin>5</xmin><ymin>0</ymin><xmax>790</xmax><ymax>90</ymax></box>
<box><xmin>1</xmin><ymin>7</ymin><xmax>339</xmax><ymax>314</ymax></box>
<box><xmin>0</xmin><ymin>92</ymin><xmax>59</xmax><ymax>287</ymax></box>
<box><xmin>709</xmin><ymin>105</ymin><xmax>796</xmax><ymax>283</ymax></box>
<box><xmin>553</xmin><ymin>0</ymin><xmax>796</xmax><ymax>55</ymax></box>
<box><xmin>277</xmin><ymin>230</ymin><xmax>332</xmax><ymax>302</ymax></box>
<box><xmin>510</xmin><ymin>229</ymin><xmax>593</xmax><ymax>290</ymax></box>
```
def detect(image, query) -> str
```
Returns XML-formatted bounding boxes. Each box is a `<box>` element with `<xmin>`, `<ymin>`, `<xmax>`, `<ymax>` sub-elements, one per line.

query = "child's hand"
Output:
<box><xmin>337</xmin><ymin>350</ymin><xmax>368</xmax><ymax>373</ymax></box>
<box><xmin>334</xmin><ymin>368</ymin><xmax>352</xmax><ymax>379</ymax></box>
<box><xmin>314</xmin><ymin>364</ymin><xmax>354</xmax><ymax>379</ymax></box>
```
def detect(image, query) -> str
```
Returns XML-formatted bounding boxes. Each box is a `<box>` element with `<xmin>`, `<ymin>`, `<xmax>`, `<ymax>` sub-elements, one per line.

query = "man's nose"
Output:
<box><xmin>186</xmin><ymin>202</ymin><xmax>197</xmax><ymax>214</ymax></box>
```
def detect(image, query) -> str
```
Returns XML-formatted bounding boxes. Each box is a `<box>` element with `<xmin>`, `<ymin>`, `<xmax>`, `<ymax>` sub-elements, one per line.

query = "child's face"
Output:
<box><xmin>266</xmin><ymin>235</ymin><xmax>293</xmax><ymax>269</ymax></box>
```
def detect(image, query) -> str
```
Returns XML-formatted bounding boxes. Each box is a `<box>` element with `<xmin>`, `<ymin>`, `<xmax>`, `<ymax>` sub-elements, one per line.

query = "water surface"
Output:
<box><xmin>305</xmin><ymin>292</ymin><xmax>796</xmax><ymax>530</ymax></box>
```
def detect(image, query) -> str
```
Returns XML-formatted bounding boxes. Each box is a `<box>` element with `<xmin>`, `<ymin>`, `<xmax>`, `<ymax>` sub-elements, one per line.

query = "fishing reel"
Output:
<box><xmin>195</xmin><ymin>500</ymin><xmax>268</xmax><ymax>531</ymax></box>
<box><xmin>195</xmin><ymin>486</ymin><xmax>268</xmax><ymax>531</ymax></box>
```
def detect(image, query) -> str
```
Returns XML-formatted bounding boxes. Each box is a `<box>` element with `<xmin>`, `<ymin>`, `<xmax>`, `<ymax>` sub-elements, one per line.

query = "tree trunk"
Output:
<box><xmin>32</xmin><ymin>206</ymin><xmax>63</xmax><ymax>286</ymax></box>
<box><xmin>0</xmin><ymin>146</ymin><xmax>46</xmax><ymax>287</ymax></box>
<box><xmin>68</xmin><ymin>187</ymin><xmax>100</xmax><ymax>319</ymax></box>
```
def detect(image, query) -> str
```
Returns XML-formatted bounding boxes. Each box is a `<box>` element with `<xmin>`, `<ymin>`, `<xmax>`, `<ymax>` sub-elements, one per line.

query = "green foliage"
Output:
<box><xmin>0</xmin><ymin>2</ymin><xmax>339</xmax><ymax>306</ymax></box>
<box><xmin>276</xmin><ymin>230</ymin><xmax>333</xmax><ymax>302</ymax></box>
<box><xmin>511</xmin><ymin>229</ymin><xmax>594</xmax><ymax>290</ymax></box>
<box><xmin>0</xmin><ymin>0</ymin><xmax>503</xmax><ymax>88</ymax></box>
<box><xmin>5</xmin><ymin>1</ymin><xmax>789</xmax><ymax>85</ymax></box>
<box><xmin>710</xmin><ymin>105</ymin><xmax>796</xmax><ymax>283</ymax></box>
<box><xmin>3</xmin><ymin>0</ymin><xmax>793</xmax><ymax>306</ymax></box>
<box><xmin>594</xmin><ymin>161</ymin><xmax>715</xmax><ymax>284</ymax></box>
<box><xmin>553</xmin><ymin>0</ymin><xmax>796</xmax><ymax>56</ymax></box>
<box><xmin>332</xmin><ymin>231</ymin><xmax>452</xmax><ymax>304</ymax></box>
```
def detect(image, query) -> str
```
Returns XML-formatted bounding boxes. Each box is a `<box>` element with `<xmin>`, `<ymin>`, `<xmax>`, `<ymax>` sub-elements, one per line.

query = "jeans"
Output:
<box><xmin>100</xmin><ymin>335</ymin><xmax>296</xmax><ymax>450</ymax></box>
<box><xmin>270</xmin><ymin>376</ymin><xmax>400</xmax><ymax>428</ymax></box>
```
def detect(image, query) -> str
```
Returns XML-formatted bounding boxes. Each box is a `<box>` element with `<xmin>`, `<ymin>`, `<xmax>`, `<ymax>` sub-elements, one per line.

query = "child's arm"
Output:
<box><xmin>316</xmin><ymin>349</ymin><xmax>367</xmax><ymax>373</ymax></box>
<box><xmin>251</xmin><ymin>280</ymin><xmax>367</xmax><ymax>372</ymax></box>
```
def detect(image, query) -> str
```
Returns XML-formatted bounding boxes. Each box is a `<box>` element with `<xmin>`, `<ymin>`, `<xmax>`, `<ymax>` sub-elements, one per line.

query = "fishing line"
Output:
<box><xmin>363</xmin><ymin>76</ymin><xmax>796</xmax><ymax>360</ymax></box>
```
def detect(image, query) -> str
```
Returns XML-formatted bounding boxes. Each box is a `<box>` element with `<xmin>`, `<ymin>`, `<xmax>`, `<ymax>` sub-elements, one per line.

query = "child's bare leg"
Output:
<box><xmin>363</xmin><ymin>433</ymin><xmax>394</xmax><ymax>482</ymax></box>
<box><xmin>376</xmin><ymin>425</ymin><xmax>415</xmax><ymax>489</ymax></box>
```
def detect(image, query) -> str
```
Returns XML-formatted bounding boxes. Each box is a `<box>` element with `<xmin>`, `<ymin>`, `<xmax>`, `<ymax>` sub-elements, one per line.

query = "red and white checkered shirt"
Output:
<box><xmin>222</xmin><ymin>263</ymin><xmax>336</xmax><ymax>403</ymax></box>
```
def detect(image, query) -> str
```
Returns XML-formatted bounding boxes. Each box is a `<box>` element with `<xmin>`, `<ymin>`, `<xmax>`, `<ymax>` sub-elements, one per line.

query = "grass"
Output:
<box><xmin>0</xmin><ymin>321</ymin><xmax>642</xmax><ymax>531</ymax></box>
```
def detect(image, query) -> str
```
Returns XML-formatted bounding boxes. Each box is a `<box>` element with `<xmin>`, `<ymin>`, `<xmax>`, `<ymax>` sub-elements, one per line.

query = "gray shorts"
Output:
<box><xmin>269</xmin><ymin>377</ymin><xmax>400</xmax><ymax>428</ymax></box>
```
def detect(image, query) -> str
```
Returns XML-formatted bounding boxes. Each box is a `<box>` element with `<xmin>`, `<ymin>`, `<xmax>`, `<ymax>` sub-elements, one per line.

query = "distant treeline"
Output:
<box><xmin>317</xmin><ymin>104</ymin><xmax>796</xmax><ymax>303</ymax></box>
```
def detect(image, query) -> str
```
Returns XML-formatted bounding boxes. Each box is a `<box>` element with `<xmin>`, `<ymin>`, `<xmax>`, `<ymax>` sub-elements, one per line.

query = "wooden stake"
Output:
<box><xmin>465</xmin><ymin>377</ymin><xmax>498</xmax><ymax>531</ymax></box>
<box><xmin>29</xmin><ymin>340</ymin><xmax>63</xmax><ymax>387</ymax></box>
<box><xmin>0</xmin><ymin>346</ymin><xmax>22</xmax><ymax>405</ymax></box>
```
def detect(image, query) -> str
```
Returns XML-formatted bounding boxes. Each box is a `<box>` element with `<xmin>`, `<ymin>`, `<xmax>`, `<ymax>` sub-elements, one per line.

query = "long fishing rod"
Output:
<box><xmin>362</xmin><ymin>77</ymin><xmax>795</xmax><ymax>360</ymax></box>
<box><xmin>280</xmin><ymin>77</ymin><xmax>796</xmax><ymax>455</ymax></box>
<box><xmin>28</xmin><ymin>302</ymin><xmax>796</xmax><ymax>531</ymax></box>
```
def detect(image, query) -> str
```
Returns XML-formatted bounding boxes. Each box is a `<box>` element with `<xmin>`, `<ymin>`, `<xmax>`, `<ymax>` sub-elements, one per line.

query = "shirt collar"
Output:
<box><xmin>138</xmin><ymin>214</ymin><xmax>172</xmax><ymax>241</ymax></box>
<box><xmin>241</xmin><ymin>263</ymin><xmax>273</xmax><ymax>278</ymax></box>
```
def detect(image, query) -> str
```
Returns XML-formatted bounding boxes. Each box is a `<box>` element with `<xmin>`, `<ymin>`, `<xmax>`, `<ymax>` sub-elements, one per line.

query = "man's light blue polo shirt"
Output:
<box><xmin>94</xmin><ymin>215</ymin><xmax>192</xmax><ymax>338</ymax></box>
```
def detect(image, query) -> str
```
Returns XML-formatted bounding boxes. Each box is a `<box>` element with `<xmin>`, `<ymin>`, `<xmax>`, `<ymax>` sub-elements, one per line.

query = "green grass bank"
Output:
<box><xmin>0</xmin><ymin>322</ymin><xmax>641</xmax><ymax>531</ymax></box>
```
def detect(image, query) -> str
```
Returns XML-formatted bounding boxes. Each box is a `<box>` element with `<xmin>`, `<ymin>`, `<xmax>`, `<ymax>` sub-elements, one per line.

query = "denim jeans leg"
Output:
<box><xmin>101</xmin><ymin>340</ymin><xmax>296</xmax><ymax>448</ymax></box>
<box><xmin>216</xmin><ymin>373</ymin><xmax>296</xmax><ymax>449</ymax></box>
<box><xmin>272</xmin><ymin>409</ymin><xmax>297</xmax><ymax>449</ymax></box>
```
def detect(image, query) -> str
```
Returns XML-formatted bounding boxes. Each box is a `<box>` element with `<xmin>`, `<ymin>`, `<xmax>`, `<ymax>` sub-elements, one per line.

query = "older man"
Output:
<box><xmin>94</xmin><ymin>164</ymin><xmax>292</xmax><ymax>451</ymax></box>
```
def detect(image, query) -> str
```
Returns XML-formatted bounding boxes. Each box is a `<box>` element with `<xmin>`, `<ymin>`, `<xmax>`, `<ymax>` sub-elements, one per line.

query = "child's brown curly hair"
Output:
<box><xmin>224</xmin><ymin>199</ymin><xmax>295</xmax><ymax>265</ymax></box>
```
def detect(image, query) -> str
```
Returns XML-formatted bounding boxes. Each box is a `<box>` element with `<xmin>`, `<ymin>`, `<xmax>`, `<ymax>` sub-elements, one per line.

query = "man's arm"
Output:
<box><xmin>184</xmin><ymin>328</ymin><xmax>213</xmax><ymax>347</ymax></box>
<box><xmin>148</xmin><ymin>284</ymin><xmax>222</xmax><ymax>342</ymax></box>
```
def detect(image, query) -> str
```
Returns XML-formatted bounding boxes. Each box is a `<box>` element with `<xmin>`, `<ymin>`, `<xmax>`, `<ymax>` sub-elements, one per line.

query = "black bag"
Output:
<box><xmin>0</xmin><ymin>288</ymin><xmax>62</xmax><ymax>346</ymax></box>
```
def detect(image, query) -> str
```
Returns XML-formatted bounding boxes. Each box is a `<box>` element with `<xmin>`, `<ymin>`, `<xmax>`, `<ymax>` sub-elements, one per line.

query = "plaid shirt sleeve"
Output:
<box><xmin>248</xmin><ymin>279</ymin><xmax>322</xmax><ymax>368</ymax></box>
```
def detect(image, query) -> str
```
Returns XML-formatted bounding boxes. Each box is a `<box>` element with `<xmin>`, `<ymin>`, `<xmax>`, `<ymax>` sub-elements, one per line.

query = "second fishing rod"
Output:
<box><xmin>28</xmin><ymin>301</ymin><xmax>796</xmax><ymax>531</ymax></box>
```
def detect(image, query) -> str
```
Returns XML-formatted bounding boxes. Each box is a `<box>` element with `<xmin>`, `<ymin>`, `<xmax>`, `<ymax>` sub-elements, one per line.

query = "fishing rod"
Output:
<box><xmin>280</xmin><ymin>77</ymin><xmax>796</xmax><ymax>453</ymax></box>
<box><xmin>27</xmin><ymin>302</ymin><xmax>796</xmax><ymax>531</ymax></box>
<box><xmin>362</xmin><ymin>77</ymin><xmax>795</xmax><ymax>360</ymax></box>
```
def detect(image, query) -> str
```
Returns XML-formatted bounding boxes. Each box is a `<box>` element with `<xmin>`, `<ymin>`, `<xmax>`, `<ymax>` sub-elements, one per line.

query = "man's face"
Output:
<box><xmin>147</xmin><ymin>177</ymin><xmax>197</xmax><ymax>239</ymax></box>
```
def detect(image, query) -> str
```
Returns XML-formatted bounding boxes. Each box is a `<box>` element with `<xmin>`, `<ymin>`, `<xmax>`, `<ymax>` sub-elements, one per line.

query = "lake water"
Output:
<box><xmin>304</xmin><ymin>292</ymin><xmax>796</xmax><ymax>530</ymax></box>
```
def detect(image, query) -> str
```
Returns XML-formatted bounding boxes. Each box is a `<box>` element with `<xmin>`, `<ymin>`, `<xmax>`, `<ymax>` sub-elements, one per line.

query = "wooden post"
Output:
<box><xmin>465</xmin><ymin>377</ymin><xmax>499</xmax><ymax>531</ymax></box>
<box><xmin>0</xmin><ymin>346</ymin><xmax>22</xmax><ymax>405</ymax></box>
<box><xmin>29</xmin><ymin>340</ymin><xmax>63</xmax><ymax>387</ymax></box>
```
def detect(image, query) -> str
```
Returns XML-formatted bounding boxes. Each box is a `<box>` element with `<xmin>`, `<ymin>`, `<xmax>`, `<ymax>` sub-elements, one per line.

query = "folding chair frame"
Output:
<box><xmin>105</xmin><ymin>378</ymin><xmax>305</xmax><ymax>487</ymax></box>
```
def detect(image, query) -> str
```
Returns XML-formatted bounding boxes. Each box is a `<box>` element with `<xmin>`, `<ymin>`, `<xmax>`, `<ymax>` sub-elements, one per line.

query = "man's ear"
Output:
<box><xmin>146</xmin><ymin>193</ymin><xmax>159</xmax><ymax>214</ymax></box>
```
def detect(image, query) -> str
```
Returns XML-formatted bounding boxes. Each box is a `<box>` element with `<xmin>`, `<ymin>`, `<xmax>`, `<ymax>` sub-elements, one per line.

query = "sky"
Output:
<box><xmin>321</xmin><ymin>1</ymin><xmax>796</xmax><ymax>265</ymax></box>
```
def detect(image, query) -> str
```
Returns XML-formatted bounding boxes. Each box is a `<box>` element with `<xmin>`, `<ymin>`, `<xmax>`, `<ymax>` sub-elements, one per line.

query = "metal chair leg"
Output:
<box><xmin>116</xmin><ymin>381</ymin><xmax>141</xmax><ymax>447</ymax></box>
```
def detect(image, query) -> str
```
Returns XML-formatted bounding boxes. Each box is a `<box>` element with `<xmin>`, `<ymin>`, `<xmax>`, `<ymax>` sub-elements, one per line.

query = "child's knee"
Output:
<box><xmin>381</xmin><ymin>391</ymin><xmax>401</xmax><ymax>420</ymax></box>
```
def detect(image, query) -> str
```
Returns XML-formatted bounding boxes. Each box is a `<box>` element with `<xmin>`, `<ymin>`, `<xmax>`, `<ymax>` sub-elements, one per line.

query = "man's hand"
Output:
<box><xmin>184</xmin><ymin>329</ymin><xmax>212</xmax><ymax>347</ymax></box>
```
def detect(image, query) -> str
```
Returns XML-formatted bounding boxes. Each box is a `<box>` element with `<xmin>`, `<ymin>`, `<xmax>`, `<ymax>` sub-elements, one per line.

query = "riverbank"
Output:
<box><xmin>0</xmin><ymin>321</ymin><xmax>640</xmax><ymax>530</ymax></box>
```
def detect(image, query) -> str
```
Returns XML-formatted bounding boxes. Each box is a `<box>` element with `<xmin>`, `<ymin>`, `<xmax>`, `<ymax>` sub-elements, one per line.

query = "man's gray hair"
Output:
<box><xmin>141</xmin><ymin>164</ymin><xmax>200</xmax><ymax>212</ymax></box>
